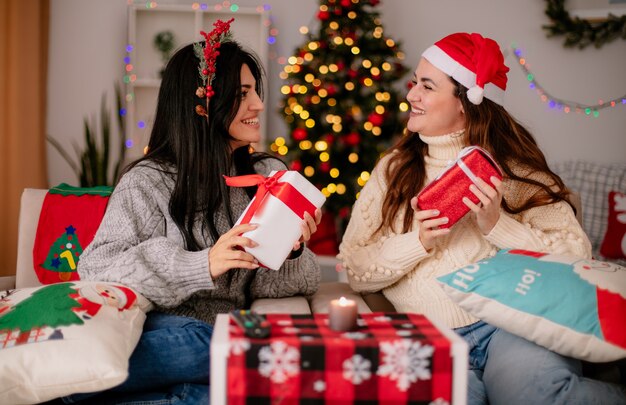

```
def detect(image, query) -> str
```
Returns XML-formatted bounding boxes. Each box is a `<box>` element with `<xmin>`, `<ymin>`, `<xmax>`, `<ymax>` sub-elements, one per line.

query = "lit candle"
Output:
<box><xmin>328</xmin><ymin>296</ymin><xmax>358</xmax><ymax>332</ymax></box>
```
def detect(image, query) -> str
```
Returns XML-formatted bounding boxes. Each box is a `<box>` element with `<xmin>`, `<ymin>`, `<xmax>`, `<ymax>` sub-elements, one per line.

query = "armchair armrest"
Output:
<box><xmin>16</xmin><ymin>189</ymin><xmax>47</xmax><ymax>289</ymax></box>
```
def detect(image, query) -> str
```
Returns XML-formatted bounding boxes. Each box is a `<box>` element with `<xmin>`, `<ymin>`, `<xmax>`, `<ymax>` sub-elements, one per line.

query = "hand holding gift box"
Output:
<box><xmin>224</xmin><ymin>170</ymin><xmax>326</xmax><ymax>270</ymax></box>
<box><xmin>417</xmin><ymin>146</ymin><xmax>503</xmax><ymax>228</ymax></box>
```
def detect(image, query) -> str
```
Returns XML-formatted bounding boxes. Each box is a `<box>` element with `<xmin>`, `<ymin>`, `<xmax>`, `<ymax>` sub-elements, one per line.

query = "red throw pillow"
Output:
<box><xmin>599</xmin><ymin>191</ymin><xmax>626</xmax><ymax>259</ymax></box>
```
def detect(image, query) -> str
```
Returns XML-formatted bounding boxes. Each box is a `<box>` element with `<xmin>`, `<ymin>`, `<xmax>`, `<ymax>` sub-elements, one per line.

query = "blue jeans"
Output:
<box><xmin>62</xmin><ymin>312</ymin><xmax>213</xmax><ymax>404</ymax></box>
<box><xmin>455</xmin><ymin>321</ymin><xmax>626</xmax><ymax>405</ymax></box>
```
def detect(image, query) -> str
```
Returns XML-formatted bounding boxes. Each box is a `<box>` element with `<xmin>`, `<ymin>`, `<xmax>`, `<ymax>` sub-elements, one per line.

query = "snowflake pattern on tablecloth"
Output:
<box><xmin>396</xmin><ymin>330</ymin><xmax>413</xmax><ymax>337</ymax></box>
<box><xmin>229</xmin><ymin>337</ymin><xmax>250</xmax><ymax>355</ymax></box>
<box><xmin>342</xmin><ymin>354</ymin><xmax>372</xmax><ymax>384</ymax></box>
<box><xmin>342</xmin><ymin>331</ymin><xmax>368</xmax><ymax>340</ymax></box>
<box><xmin>258</xmin><ymin>340</ymin><xmax>300</xmax><ymax>383</ymax></box>
<box><xmin>313</xmin><ymin>380</ymin><xmax>326</xmax><ymax>392</ymax></box>
<box><xmin>373</xmin><ymin>315</ymin><xmax>392</xmax><ymax>322</ymax></box>
<box><xmin>281</xmin><ymin>327</ymin><xmax>300</xmax><ymax>334</ymax></box>
<box><xmin>377</xmin><ymin>339</ymin><xmax>434</xmax><ymax>391</ymax></box>
<box><xmin>429</xmin><ymin>398</ymin><xmax>450</xmax><ymax>405</ymax></box>
<box><xmin>276</xmin><ymin>319</ymin><xmax>292</xmax><ymax>326</ymax></box>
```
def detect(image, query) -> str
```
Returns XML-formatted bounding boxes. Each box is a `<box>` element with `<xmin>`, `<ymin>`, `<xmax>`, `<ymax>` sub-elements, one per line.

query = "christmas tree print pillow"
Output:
<box><xmin>437</xmin><ymin>249</ymin><xmax>626</xmax><ymax>363</ymax></box>
<box><xmin>0</xmin><ymin>281</ymin><xmax>152</xmax><ymax>404</ymax></box>
<box><xmin>33</xmin><ymin>184</ymin><xmax>112</xmax><ymax>284</ymax></box>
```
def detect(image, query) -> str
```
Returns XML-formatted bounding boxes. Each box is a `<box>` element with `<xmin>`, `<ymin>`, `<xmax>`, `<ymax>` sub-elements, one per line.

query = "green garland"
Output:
<box><xmin>543</xmin><ymin>0</ymin><xmax>626</xmax><ymax>48</ymax></box>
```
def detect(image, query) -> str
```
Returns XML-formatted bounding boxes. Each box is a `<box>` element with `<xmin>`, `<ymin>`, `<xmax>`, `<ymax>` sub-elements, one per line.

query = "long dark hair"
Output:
<box><xmin>125</xmin><ymin>41</ymin><xmax>271</xmax><ymax>250</ymax></box>
<box><xmin>380</xmin><ymin>78</ymin><xmax>571</xmax><ymax>234</ymax></box>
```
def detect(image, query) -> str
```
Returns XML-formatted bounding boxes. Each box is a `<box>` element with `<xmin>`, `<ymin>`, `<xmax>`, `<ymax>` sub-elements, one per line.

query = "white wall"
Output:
<box><xmin>47</xmin><ymin>0</ymin><xmax>626</xmax><ymax>186</ymax></box>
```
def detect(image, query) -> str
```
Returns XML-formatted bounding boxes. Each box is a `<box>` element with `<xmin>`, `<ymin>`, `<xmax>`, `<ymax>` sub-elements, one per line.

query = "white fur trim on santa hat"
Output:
<box><xmin>422</xmin><ymin>45</ymin><xmax>505</xmax><ymax>106</ymax></box>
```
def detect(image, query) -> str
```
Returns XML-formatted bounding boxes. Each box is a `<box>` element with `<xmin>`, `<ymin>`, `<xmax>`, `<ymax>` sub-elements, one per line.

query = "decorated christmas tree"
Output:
<box><xmin>270</xmin><ymin>0</ymin><xmax>409</xmax><ymax>245</ymax></box>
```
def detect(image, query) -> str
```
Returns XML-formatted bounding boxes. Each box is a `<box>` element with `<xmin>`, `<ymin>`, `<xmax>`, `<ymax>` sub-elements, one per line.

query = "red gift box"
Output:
<box><xmin>417</xmin><ymin>146</ymin><xmax>502</xmax><ymax>228</ymax></box>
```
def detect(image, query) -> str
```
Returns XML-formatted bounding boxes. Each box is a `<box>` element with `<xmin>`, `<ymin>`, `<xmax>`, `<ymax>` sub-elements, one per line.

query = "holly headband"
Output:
<box><xmin>193</xmin><ymin>18</ymin><xmax>234</xmax><ymax>118</ymax></box>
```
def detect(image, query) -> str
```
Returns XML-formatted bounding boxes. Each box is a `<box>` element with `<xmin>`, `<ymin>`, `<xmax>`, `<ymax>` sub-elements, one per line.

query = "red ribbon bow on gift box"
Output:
<box><xmin>223</xmin><ymin>170</ymin><xmax>317</xmax><ymax>225</ymax></box>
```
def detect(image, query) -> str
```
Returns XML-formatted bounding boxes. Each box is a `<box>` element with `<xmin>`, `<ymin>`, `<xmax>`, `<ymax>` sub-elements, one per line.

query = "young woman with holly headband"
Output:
<box><xmin>58</xmin><ymin>19</ymin><xmax>321</xmax><ymax>404</ymax></box>
<box><xmin>339</xmin><ymin>32</ymin><xmax>626</xmax><ymax>404</ymax></box>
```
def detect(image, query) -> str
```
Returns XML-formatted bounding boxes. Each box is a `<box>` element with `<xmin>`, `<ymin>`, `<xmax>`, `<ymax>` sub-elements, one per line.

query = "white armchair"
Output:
<box><xmin>12</xmin><ymin>188</ymin><xmax>372</xmax><ymax>315</ymax></box>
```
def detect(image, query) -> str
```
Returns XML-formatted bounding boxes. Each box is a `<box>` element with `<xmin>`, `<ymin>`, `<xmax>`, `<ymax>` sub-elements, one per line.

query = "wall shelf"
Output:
<box><xmin>126</xmin><ymin>3</ymin><xmax>269</xmax><ymax>159</ymax></box>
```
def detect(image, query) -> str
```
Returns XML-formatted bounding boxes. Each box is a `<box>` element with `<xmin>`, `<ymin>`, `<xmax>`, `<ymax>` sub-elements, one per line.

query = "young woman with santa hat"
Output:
<box><xmin>339</xmin><ymin>32</ymin><xmax>626</xmax><ymax>404</ymax></box>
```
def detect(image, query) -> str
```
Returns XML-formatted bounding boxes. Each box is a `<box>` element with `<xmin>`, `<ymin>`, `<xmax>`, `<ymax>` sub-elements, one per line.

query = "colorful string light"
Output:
<box><xmin>512</xmin><ymin>45</ymin><xmax>626</xmax><ymax>118</ymax></box>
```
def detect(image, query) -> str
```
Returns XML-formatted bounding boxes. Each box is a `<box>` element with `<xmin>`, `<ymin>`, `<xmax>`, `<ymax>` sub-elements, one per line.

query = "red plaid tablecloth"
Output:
<box><xmin>226</xmin><ymin>312</ymin><xmax>454</xmax><ymax>404</ymax></box>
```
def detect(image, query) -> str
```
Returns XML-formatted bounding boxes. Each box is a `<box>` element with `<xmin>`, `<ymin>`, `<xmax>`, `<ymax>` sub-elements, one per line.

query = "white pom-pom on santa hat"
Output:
<box><xmin>421</xmin><ymin>32</ymin><xmax>509</xmax><ymax>106</ymax></box>
<box><xmin>467</xmin><ymin>86</ymin><xmax>484</xmax><ymax>105</ymax></box>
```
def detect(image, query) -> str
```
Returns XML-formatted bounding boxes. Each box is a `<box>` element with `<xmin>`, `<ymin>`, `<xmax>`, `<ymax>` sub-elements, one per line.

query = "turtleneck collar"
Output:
<box><xmin>419</xmin><ymin>130</ymin><xmax>468</xmax><ymax>165</ymax></box>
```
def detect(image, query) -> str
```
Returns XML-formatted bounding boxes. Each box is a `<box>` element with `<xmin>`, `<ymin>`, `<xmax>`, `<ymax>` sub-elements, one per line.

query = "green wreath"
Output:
<box><xmin>543</xmin><ymin>0</ymin><xmax>626</xmax><ymax>48</ymax></box>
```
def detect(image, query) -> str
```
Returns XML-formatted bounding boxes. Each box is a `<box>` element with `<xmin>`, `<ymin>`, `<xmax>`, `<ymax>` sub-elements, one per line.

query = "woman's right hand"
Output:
<box><xmin>410</xmin><ymin>197</ymin><xmax>450</xmax><ymax>252</ymax></box>
<box><xmin>209</xmin><ymin>223</ymin><xmax>260</xmax><ymax>279</ymax></box>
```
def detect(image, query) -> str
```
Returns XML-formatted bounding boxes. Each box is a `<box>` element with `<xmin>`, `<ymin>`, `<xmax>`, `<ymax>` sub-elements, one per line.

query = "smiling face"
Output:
<box><xmin>228</xmin><ymin>63</ymin><xmax>264</xmax><ymax>150</ymax></box>
<box><xmin>406</xmin><ymin>58</ymin><xmax>466</xmax><ymax>137</ymax></box>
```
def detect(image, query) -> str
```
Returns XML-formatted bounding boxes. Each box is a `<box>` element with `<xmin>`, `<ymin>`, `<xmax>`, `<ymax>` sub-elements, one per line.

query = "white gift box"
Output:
<box><xmin>234</xmin><ymin>170</ymin><xmax>326</xmax><ymax>270</ymax></box>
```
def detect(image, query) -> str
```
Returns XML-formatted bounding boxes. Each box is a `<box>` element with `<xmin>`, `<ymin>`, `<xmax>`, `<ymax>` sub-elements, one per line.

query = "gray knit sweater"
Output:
<box><xmin>77</xmin><ymin>157</ymin><xmax>321</xmax><ymax>324</ymax></box>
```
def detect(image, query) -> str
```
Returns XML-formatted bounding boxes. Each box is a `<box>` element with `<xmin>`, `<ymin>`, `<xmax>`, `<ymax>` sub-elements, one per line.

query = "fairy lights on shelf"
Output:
<box><xmin>122</xmin><ymin>1</ymin><xmax>275</xmax><ymax>150</ymax></box>
<box><xmin>512</xmin><ymin>45</ymin><xmax>626</xmax><ymax>118</ymax></box>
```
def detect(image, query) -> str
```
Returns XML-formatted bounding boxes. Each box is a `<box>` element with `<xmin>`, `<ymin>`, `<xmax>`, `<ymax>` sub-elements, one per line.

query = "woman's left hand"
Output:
<box><xmin>462</xmin><ymin>176</ymin><xmax>503</xmax><ymax>235</ymax></box>
<box><xmin>293</xmin><ymin>208</ymin><xmax>322</xmax><ymax>251</ymax></box>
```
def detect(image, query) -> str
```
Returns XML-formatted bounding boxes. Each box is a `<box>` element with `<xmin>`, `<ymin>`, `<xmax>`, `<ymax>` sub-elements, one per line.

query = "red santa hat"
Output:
<box><xmin>421</xmin><ymin>32</ymin><xmax>509</xmax><ymax>106</ymax></box>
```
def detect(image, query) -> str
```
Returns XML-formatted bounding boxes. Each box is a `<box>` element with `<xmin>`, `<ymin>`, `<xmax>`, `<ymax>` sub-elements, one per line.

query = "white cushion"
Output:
<box><xmin>0</xmin><ymin>281</ymin><xmax>152</xmax><ymax>404</ymax></box>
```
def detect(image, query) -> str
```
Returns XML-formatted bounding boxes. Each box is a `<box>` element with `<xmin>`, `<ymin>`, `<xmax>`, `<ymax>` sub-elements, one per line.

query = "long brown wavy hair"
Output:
<box><xmin>379</xmin><ymin>79</ymin><xmax>572</xmax><ymax>234</ymax></box>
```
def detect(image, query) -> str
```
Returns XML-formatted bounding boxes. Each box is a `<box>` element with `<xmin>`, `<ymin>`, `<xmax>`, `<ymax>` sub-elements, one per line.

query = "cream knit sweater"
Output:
<box><xmin>338</xmin><ymin>132</ymin><xmax>592</xmax><ymax>329</ymax></box>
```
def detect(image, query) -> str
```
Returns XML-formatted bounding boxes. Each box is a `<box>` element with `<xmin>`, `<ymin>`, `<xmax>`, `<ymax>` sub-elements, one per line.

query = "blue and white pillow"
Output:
<box><xmin>437</xmin><ymin>249</ymin><xmax>626</xmax><ymax>362</ymax></box>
